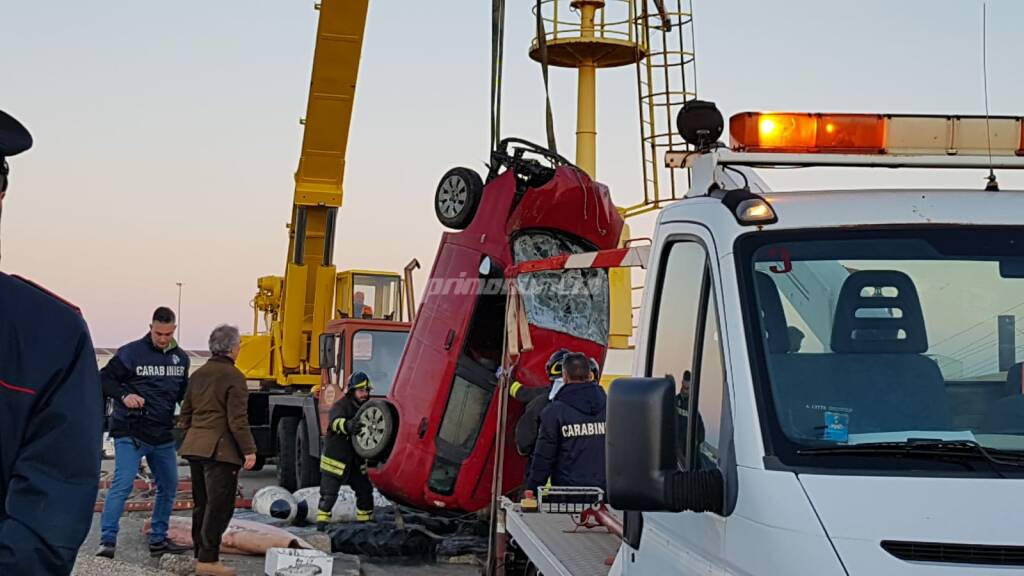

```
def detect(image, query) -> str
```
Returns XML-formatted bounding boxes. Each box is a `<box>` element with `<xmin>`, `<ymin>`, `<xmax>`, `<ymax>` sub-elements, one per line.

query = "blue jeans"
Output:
<box><xmin>100</xmin><ymin>437</ymin><xmax>179</xmax><ymax>545</ymax></box>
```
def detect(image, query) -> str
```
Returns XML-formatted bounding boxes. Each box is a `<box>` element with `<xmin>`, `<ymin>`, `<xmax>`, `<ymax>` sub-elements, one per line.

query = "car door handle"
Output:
<box><xmin>444</xmin><ymin>329</ymin><xmax>456</xmax><ymax>350</ymax></box>
<box><xmin>417</xmin><ymin>417</ymin><xmax>429</xmax><ymax>439</ymax></box>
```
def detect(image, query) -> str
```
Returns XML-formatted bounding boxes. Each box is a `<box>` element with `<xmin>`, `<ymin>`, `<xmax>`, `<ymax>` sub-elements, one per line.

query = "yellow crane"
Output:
<box><xmin>237</xmin><ymin>0</ymin><xmax>402</xmax><ymax>387</ymax></box>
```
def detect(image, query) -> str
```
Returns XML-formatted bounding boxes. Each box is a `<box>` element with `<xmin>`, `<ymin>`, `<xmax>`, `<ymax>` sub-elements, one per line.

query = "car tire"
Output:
<box><xmin>353</xmin><ymin>400</ymin><xmax>397</xmax><ymax>461</ymax></box>
<box><xmin>327</xmin><ymin>521</ymin><xmax>436</xmax><ymax>557</ymax></box>
<box><xmin>276</xmin><ymin>416</ymin><xmax>299</xmax><ymax>492</ymax></box>
<box><xmin>296</xmin><ymin>418</ymin><xmax>321</xmax><ymax>488</ymax></box>
<box><xmin>435</xmin><ymin>167</ymin><xmax>483</xmax><ymax>229</ymax></box>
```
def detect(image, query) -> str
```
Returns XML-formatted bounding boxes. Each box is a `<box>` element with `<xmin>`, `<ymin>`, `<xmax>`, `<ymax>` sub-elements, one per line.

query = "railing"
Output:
<box><xmin>626</xmin><ymin>0</ymin><xmax>697</xmax><ymax>217</ymax></box>
<box><xmin>531</xmin><ymin>0</ymin><xmax>638</xmax><ymax>47</ymax></box>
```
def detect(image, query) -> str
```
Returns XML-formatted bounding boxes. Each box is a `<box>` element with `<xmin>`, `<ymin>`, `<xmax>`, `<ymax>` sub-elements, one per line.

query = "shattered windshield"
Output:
<box><xmin>513</xmin><ymin>231</ymin><xmax>609</xmax><ymax>344</ymax></box>
<box><xmin>742</xmin><ymin>228</ymin><xmax>1024</xmax><ymax>472</ymax></box>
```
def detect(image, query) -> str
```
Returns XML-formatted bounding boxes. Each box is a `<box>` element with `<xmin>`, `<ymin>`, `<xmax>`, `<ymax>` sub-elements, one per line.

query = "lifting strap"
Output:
<box><xmin>535</xmin><ymin>0</ymin><xmax>558</xmax><ymax>154</ymax></box>
<box><xmin>490</xmin><ymin>0</ymin><xmax>506</xmax><ymax>151</ymax></box>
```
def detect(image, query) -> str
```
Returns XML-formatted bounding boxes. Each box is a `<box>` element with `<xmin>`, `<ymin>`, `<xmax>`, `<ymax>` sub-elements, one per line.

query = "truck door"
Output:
<box><xmin>627</xmin><ymin>223</ymin><xmax>731</xmax><ymax>574</ymax></box>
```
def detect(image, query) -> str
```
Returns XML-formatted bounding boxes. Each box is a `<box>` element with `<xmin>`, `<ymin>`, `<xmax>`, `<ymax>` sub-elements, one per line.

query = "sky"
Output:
<box><xmin>2</xmin><ymin>0</ymin><xmax>1023</xmax><ymax>349</ymax></box>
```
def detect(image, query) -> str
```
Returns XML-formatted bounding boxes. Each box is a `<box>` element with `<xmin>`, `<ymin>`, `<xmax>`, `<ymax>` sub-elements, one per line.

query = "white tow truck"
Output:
<box><xmin>498</xmin><ymin>103</ymin><xmax>1024</xmax><ymax>575</ymax></box>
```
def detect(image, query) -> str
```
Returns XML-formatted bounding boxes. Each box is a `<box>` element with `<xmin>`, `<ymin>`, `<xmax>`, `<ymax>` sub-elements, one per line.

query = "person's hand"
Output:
<box><xmin>123</xmin><ymin>394</ymin><xmax>145</xmax><ymax>409</ymax></box>
<box><xmin>345</xmin><ymin>418</ymin><xmax>364</xmax><ymax>435</ymax></box>
<box><xmin>243</xmin><ymin>453</ymin><xmax>257</xmax><ymax>470</ymax></box>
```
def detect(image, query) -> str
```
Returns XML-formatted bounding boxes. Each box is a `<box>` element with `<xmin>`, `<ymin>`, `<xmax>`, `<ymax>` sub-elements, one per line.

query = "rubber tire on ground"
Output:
<box><xmin>352</xmin><ymin>399</ymin><xmax>397</xmax><ymax>461</ymax></box>
<box><xmin>296</xmin><ymin>418</ymin><xmax>321</xmax><ymax>488</ymax></box>
<box><xmin>276</xmin><ymin>416</ymin><xmax>300</xmax><ymax>492</ymax></box>
<box><xmin>327</xmin><ymin>521</ymin><xmax>436</xmax><ymax>557</ymax></box>
<box><xmin>434</xmin><ymin>167</ymin><xmax>484</xmax><ymax>230</ymax></box>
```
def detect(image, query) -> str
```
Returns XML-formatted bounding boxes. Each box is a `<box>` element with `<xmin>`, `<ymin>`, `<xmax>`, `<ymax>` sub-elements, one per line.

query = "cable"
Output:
<box><xmin>981</xmin><ymin>2</ymin><xmax>998</xmax><ymax>191</ymax></box>
<box><xmin>931</xmin><ymin>299</ymin><xmax>1024</xmax><ymax>350</ymax></box>
<box><xmin>722</xmin><ymin>164</ymin><xmax>749</xmax><ymax>190</ymax></box>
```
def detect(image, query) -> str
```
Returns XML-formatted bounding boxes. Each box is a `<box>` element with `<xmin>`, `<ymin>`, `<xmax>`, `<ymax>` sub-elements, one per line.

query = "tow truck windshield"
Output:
<box><xmin>741</xmin><ymin>227</ymin><xmax>1024</xmax><ymax>473</ymax></box>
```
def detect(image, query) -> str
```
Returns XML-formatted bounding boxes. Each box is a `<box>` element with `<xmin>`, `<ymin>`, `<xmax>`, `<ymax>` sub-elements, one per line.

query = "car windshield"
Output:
<box><xmin>512</xmin><ymin>231</ymin><xmax>609</xmax><ymax>344</ymax></box>
<box><xmin>742</xmin><ymin>228</ymin><xmax>1024</xmax><ymax>469</ymax></box>
<box><xmin>352</xmin><ymin>330</ymin><xmax>408</xmax><ymax>396</ymax></box>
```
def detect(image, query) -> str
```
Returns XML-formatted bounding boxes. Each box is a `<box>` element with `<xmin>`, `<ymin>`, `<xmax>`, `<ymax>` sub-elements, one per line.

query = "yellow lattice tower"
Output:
<box><xmin>531</xmin><ymin>1</ymin><xmax>646</xmax><ymax>350</ymax></box>
<box><xmin>530</xmin><ymin>0</ymin><xmax>646</xmax><ymax>178</ymax></box>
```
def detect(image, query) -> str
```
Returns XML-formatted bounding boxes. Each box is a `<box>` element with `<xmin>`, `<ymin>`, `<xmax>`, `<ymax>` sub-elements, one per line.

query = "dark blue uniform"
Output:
<box><xmin>0</xmin><ymin>273</ymin><xmax>103</xmax><ymax>575</ymax></box>
<box><xmin>100</xmin><ymin>335</ymin><xmax>189</xmax><ymax>445</ymax></box>
<box><xmin>526</xmin><ymin>382</ymin><xmax>607</xmax><ymax>493</ymax></box>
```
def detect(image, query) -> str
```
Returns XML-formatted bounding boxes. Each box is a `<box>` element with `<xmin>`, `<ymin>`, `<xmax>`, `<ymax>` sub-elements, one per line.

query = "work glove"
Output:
<box><xmin>345</xmin><ymin>418</ymin><xmax>364</xmax><ymax>436</ymax></box>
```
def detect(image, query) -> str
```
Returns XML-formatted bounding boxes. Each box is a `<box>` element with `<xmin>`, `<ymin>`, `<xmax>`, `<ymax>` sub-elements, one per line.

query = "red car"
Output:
<box><xmin>355</xmin><ymin>139</ymin><xmax>624</xmax><ymax>513</ymax></box>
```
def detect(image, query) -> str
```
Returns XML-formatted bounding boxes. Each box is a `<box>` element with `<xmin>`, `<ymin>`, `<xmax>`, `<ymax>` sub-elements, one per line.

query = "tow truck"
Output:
<box><xmin>495</xmin><ymin>102</ymin><xmax>1024</xmax><ymax>576</ymax></box>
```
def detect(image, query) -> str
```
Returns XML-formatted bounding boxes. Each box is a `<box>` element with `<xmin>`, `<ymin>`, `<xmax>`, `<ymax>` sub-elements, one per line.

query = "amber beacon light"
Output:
<box><xmin>730</xmin><ymin>112</ymin><xmax>1024</xmax><ymax>156</ymax></box>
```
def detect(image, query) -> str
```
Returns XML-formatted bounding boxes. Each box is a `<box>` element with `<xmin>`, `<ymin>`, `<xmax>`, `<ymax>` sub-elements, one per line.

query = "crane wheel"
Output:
<box><xmin>435</xmin><ymin>167</ymin><xmax>484</xmax><ymax>229</ymax></box>
<box><xmin>276</xmin><ymin>417</ymin><xmax>300</xmax><ymax>492</ymax></box>
<box><xmin>296</xmin><ymin>418</ymin><xmax>321</xmax><ymax>488</ymax></box>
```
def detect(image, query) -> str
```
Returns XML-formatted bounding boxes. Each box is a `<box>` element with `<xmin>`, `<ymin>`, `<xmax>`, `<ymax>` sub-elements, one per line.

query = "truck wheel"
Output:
<box><xmin>296</xmin><ymin>419</ymin><xmax>321</xmax><ymax>488</ymax></box>
<box><xmin>435</xmin><ymin>167</ymin><xmax>483</xmax><ymax>230</ymax></box>
<box><xmin>276</xmin><ymin>416</ymin><xmax>299</xmax><ymax>492</ymax></box>
<box><xmin>353</xmin><ymin>400</ymin><xmax>397</xmax><ymax>461</ymax></box>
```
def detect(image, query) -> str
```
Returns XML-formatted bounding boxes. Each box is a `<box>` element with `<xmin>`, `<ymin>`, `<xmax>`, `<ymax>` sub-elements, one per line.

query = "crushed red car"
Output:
<box><xmin>354</xmin><ymin>139</ymin><xmax>624</xmax><ymax>513</ymax></box>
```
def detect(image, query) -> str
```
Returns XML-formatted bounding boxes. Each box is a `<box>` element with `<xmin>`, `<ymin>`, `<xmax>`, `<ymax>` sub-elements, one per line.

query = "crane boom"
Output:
<box><xmin>241</xmin><ymin>0</ymin><xmax>372</xmax><ymax>385</ymax></box>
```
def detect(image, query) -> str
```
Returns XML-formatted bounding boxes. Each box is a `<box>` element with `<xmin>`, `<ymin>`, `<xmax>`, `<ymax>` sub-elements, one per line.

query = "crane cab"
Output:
<box><xmin>335</xmin><ymin>270</ymin><xmax>403</xmax><ymax>321</ymax></box>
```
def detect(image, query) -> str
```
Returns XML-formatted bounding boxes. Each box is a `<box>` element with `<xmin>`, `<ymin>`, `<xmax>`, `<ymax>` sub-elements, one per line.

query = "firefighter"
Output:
<box><xmin>317</xmin><ymin>371</ymin><xmax>375</xmax><ymax>530</ymax></box>
<box><xmin>0</xmin><ymin>109</ymin><xmax>104</xmax><ymax>575</ymax></box>
<box><xmin>508</xmin><ymin>348</ymin><xmax>569</xmax><ymax>458</ymax></box>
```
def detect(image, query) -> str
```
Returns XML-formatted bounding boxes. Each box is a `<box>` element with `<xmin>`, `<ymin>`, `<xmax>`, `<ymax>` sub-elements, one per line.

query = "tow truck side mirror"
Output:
<box><xmin>319</xmin><ymin>334</ymin><xmax>336</xmax><ymax>371</ymax></box>
<box><xmin>607</xmin><ymin>377</ymin><xmax>725</xmax><ymax>515</ymax></box>
<box><xmin>606</xmin><ymin>377</ymin><xmax>677</xmax><ymax>510</ymax></box>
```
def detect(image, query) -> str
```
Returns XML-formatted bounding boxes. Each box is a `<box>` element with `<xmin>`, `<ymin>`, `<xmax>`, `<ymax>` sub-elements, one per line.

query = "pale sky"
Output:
<box><xmin>3</xmin><ymin>0</ymin><xmax>1023</xmax><ymax>349</ymax></box>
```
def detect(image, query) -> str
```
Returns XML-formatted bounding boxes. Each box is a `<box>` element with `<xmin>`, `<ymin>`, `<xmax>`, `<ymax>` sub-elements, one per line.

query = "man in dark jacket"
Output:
<box><xmin>526</xmin><ymin>353</ymin><xmax>607</xmax><ymax>493</ymax></box>
<box><xmin>98</xmin><ymin>306</ymin><xmax>191</xmax><ymax>558</ymax></box>
<box><xmin>317</xmin><ymin>371</ymin><xmax>374</xmax><ymax>530</ymax></box>
<box><xmin>0</xmin><ymin>110</ymin><xmax>104</xmax><ymax>575</ymax></box>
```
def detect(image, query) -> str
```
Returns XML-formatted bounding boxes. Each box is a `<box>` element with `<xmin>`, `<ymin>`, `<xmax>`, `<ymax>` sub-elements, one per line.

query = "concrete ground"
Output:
<box><xmin>78</xmin><ymin>459</ymin><xmax>480</xmax><ymax>576</ymax></box>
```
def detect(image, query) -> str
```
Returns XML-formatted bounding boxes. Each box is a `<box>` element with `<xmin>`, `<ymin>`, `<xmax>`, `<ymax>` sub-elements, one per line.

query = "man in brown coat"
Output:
<box><xmin>179</xmin><ymin>324</ymin><xmax>257</xmax><ymax>576</ymax></box>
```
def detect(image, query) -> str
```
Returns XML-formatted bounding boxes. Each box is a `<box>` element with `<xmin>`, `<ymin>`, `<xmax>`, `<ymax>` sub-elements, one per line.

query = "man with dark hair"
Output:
<box><xmin>0</xmin><ymin>109</ymin><xmax>104</xmax><ymax>575</ymax></box>
<box><xmin>98</xmin><ymin>306</ymin><xmax>191</xmax><ymax>559</ymax></box>
<box><xmin>526</xmin><ymin>352</ymin><xmax>608</xmax><ymax>493</ymax></box>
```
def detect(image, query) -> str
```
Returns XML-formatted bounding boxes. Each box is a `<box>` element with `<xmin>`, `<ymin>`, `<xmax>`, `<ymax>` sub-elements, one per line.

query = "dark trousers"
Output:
<box><xmin>188</xmin><ymin>459</ymin><xmax>240</xmax><ymax>562</ymax></box>
<box><xmin>318</xmin><ymin>465</ymin><xmax>374</xmax><ymax>519</ymax></box>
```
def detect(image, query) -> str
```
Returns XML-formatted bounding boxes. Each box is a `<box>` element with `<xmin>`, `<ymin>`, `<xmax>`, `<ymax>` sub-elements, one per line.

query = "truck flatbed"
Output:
<box><xmin>501</xmin><ymin>497</ymin><xmax>620</xmax><ymax>576</ymax></box>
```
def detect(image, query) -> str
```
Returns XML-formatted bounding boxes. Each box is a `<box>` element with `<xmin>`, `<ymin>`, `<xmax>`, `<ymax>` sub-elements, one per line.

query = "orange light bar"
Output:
<box><xmin>731</xmin><ymin>112</ymin><xmax>886</xmax><ymax>153</ymax></box>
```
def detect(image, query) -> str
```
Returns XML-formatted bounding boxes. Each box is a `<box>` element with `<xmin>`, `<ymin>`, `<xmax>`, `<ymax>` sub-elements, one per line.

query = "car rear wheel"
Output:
<box><xmin>353</xmin><ymin>400</ymin><xmax>397</xmax><ymax>461</ymax></box>
<box><xmin>435</xmin><ymin>167</ymin><xmax>483</xmax><ymax>229</ymax></box>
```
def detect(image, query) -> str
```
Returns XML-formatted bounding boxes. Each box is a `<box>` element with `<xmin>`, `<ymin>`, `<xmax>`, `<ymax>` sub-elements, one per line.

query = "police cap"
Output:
<box><xmin>0</xmin><ymin>110</ymin><xmax>32</xmax><ymax>160</ymax></box>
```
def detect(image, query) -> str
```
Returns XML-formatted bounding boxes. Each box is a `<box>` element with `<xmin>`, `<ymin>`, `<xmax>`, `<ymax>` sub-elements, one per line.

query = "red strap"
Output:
<box><xmin>0</xmin><ymin>379</ymin><xmax>36</xmax><ymax>395</ymax></box>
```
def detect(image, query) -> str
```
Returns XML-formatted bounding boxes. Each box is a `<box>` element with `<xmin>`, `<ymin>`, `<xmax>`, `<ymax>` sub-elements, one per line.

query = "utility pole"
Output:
<box><xmin>176</xmin><ymin>281</ymin><xmax>184</xmax><ymax>345</ymax></box>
